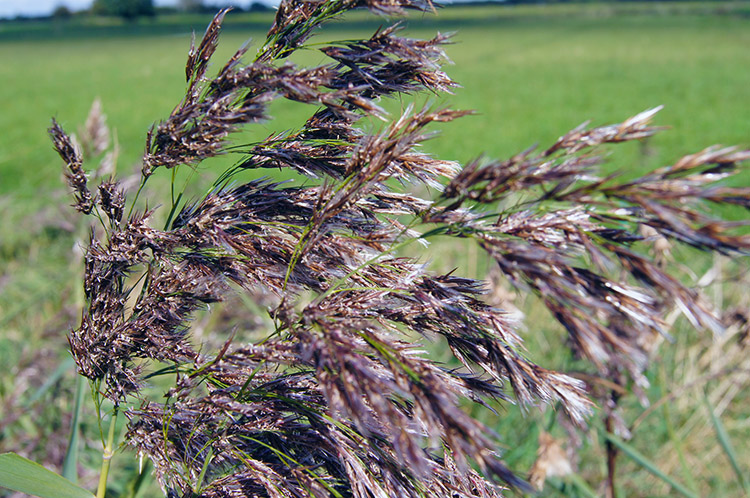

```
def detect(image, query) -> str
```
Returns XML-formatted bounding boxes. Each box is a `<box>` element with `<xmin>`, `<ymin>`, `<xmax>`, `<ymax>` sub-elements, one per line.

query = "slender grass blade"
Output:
<box><xmin>0</xmin><ymin>453</ymin><xmax>95</xmax><ymax>498</ymax></box>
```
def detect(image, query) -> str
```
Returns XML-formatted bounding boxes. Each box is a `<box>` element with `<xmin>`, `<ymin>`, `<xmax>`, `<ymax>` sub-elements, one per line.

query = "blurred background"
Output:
<box><xmin>1</xmin><ymin>1</ymin><xmax>749</xmax><ymax>496</ymax></box>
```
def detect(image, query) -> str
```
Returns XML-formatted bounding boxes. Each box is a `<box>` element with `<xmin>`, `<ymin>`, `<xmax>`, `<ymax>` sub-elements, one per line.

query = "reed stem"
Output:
<box><xmin>96</xmin><ymin>407</ymin><xmax>118</xmax><ymax>498</ymax></box>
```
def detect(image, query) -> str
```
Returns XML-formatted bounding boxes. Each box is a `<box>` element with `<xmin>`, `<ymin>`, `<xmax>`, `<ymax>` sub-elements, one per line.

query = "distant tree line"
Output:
<box><xmin>90</xmin><ymin>0</ymin><xmax>155</xmax><ymax>20</ymax></box>
<box><xmin>489</xmin><ymin>0</ymin><xmax>730</xmax><ymax>3</ymax></box>
<box><xmin>42</xmin><ymin>0</ymin><xmax>729</xmax><ymax>22</ymax></box>
<box><xmin>173</xmin><ymin>0</ymin><xmax>273</xmax><ymax>14</ymax></box>
<box><xmin>79</xmin><ymin>0</ymin><xmax>271</xmax><ymax>21</ymax></box>
<box><xmin>463</xmin><ymin>0</ymin><xmax>735</xmax><ymax>3</ymax></box>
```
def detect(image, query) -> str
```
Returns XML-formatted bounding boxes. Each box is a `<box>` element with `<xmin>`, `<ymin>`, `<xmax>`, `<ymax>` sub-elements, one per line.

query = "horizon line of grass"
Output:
<box><xmin>1</xmin><ymin>1</ymin><xmax>749</xmax><ymax>42</ymax></box>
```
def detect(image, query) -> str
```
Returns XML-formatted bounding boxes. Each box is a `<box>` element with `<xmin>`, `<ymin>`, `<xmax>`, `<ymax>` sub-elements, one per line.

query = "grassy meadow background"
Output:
<box><xmin>1</xmin><ymin>2</ymin><xmax>750</xmax><ymax>496</ymax></box>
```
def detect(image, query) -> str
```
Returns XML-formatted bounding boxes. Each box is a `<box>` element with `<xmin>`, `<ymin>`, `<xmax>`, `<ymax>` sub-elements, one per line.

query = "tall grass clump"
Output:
<box><xmin>27</xmin><ymin>1</ymin><xmax>750</xmax><ymax>497</ymax></box>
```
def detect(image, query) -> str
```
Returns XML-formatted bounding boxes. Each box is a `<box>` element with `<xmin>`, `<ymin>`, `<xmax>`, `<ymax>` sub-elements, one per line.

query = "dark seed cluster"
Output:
<box><xmin>50</xmin><ymin>2</ymin><xmax>749</xmax><ymax>496</ymax></box>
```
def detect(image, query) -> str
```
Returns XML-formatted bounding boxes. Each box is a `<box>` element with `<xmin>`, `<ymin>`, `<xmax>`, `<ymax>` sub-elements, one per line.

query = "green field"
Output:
<box><xmin>2</xmin><ymin>3</ymin><xmax>750</xmax><ymax>199</ymax></box>
<box><xmin>1</xmin><ymin>3</ymin><xmax>750</xmax><ymax>497</ymax></box>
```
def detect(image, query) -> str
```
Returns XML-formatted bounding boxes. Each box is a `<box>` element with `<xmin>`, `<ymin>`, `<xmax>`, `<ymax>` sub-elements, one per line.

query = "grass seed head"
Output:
<box><xmin>50</xmin><ymin>2</ymin><xmax>750</xmax><ymax>496</ymax></box>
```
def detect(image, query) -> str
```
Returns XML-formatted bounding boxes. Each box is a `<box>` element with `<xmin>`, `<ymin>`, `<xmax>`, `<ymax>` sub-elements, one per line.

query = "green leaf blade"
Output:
<box><xmin>602</xmin><ymin>433</ymin><xmax>698</xmax><ymax>498</ymax></box>
<box><xmin>0</xmin><ymin>453</ymin><xmax>95</xmax><ymax>498</ymax></box>
<box><xmin>702</xmin><ymin>391</ymin><xmax>750</xmax><ymax>494</ymax></box>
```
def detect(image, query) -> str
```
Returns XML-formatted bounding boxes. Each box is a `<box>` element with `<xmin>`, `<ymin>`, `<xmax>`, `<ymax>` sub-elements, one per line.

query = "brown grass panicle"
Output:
<box><xmin>49</xmin><ymin>1</ymin><xmax>750</xmax><ymax>496</ymax></box>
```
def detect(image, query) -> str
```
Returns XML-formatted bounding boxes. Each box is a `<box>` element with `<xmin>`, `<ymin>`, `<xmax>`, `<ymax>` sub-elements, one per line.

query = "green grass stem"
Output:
<box><xmin>62</xmin><ymin>374</ymin><xmax>87</xmax><ymax>483</ymax></box>
<box><xmin>602</xmin><ymin>432</ymin><xmax>698</xmax><ymax>498</ymax></box>
<box><xmin>702</xmin><ymin>390</ymin><xmax>750</xmax><ymax>495</ymax></box>
<box><xmin>96</xmin><ymin>408</ymin><xmax>119</xmax><ymax>498</ymax></box>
